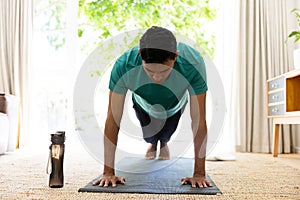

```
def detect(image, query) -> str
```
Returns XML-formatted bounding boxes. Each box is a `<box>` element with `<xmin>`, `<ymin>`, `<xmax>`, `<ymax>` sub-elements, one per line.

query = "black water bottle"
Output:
<box><xmin>0</xmin><ymin>93</ymin><xmax>7</xmax><ymax>114</ymax></box>
<box><xmin>47</xmin><ymin>131</ymin><xmax>65</xmax><ymax>188</ymax></box>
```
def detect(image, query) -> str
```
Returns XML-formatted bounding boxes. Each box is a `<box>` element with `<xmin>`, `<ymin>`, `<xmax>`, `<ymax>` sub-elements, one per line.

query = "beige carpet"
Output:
<box><xmin>0</xmin><ymin>137</ymin><xmax>299</xmax><ymax>200</ymax></box>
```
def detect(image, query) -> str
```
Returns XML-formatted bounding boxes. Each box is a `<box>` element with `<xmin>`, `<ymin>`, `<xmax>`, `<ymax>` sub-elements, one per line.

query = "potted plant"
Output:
<box><xmin>288</xmin><ymin>8</ymin><xmax>300</xmax><ymax>69</ymax></box>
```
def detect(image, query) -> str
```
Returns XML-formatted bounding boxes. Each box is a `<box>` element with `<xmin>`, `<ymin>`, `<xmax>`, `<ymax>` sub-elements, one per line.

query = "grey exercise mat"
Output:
<box><xmin>78</xmin><ymin>157</ymin><xmax>222</xmax><ymax>194</ymax></box>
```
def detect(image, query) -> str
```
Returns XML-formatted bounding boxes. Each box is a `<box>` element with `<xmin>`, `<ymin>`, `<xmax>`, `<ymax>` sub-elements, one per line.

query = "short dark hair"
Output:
<box><xmin>139</xmin><ymin>26</ymin><xmax>177</xmax><ymax>63</ymax></box>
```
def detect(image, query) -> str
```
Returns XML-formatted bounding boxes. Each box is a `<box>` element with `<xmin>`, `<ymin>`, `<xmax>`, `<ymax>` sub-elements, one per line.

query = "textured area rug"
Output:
<box><xmin>78</xmin><ymin>157</ymin><xmax>222</xmax><ymax>194</ymax></box>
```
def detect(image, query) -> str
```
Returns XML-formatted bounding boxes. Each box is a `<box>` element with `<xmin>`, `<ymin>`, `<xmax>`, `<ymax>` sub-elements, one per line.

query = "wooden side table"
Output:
<box><xmin>267</xmin><ymin>69</ymin><xmax>300</xmax><ymax>157</ymax></box>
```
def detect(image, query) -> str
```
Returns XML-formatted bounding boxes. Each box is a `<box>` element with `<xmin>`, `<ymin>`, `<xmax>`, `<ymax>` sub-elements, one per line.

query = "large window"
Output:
<box><xmin>32</xmin><ymin>0</ymin><xmax>219</xmax><ymax>147</ymax></box>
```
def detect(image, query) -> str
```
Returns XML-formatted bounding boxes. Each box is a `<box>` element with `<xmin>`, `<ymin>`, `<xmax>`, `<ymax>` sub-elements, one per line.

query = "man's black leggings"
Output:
<box><xmin>133</xmin><ymin>102</ymin><xmax>185</xmax><ymax>144</ymax></box>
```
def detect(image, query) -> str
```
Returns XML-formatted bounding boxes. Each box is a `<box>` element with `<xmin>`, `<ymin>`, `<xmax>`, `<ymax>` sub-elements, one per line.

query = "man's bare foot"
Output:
<box><xmin>158</xmin><ymin>142</ymin><xmax>170</xmax><ymax>160</ymax></box>
<box><xmin>145</xmin><ymin>143</ymin><xmax>157</xmax><ymax>160</ymax></box>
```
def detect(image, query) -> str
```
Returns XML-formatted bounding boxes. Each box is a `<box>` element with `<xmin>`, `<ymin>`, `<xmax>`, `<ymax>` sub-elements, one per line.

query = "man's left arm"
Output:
<box><xmin>181</xmin><ymin>92</ymin><xmax>212</xmax><ymax>188</ymax></box>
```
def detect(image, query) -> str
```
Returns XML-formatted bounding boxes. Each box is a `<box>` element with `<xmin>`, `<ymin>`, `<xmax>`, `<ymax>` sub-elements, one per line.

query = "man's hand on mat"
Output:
<box><xmin>181</xmin><ymin>176</ymin><xmax>212</xmax><ymax>188</ymax></box>
<box><xmin>93</xmin><ymin>175</ymin><xmax>126</xmax><ymax>187</ymax></box>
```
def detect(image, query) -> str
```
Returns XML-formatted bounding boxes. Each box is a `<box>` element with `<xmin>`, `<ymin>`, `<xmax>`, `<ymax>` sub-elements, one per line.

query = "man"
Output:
<box><xmin>93</xmin><ymin>26</ymin><xmax>212</xmax><ymax>188</ymax></box>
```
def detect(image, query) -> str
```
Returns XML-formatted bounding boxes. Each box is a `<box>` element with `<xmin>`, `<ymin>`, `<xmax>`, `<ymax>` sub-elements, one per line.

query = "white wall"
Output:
<box><xmin>287</xmin><ymin>0</ymin><xmax>300</xmax><ymax>49</ymax></box>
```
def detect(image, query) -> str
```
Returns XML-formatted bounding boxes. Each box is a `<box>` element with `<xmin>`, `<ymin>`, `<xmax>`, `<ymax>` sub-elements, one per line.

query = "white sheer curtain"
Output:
<box><xmin>0</xmin><ymin>0</ymin><xmax>33</xmax><ymax>149</ymax></box>
<box><xmin>28</xmin><ymin>0</ymin><xmax>80</xmax><ymax>149</ymax></box>
<box><xmin>233</xmin><ymin>0</ymin><xmax>299</xmax><ymax>153</ymax></box>
<box><xmin>207</xmin><ymin>0</ymin><xmax>239</xmax><ymax>160</ymax></box>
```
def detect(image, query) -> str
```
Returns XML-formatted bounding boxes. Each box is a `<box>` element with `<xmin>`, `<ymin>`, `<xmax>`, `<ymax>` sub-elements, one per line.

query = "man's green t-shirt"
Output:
<box><xmin>109</xmin><ymin>42</ymin><xmax>208</xmax><ymax>119</ymax></box>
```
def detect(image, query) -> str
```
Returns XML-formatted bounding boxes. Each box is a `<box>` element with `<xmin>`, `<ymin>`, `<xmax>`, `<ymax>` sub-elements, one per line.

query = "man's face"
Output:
<box><xmin>142</xmin><ymin>60</ymin><xmax>175</xmax><ymax>84</ymax></box>
<box><xmin>142</xmin><ymin>53</ymin><xmax>178</xmax><ymax>84</ymax></box>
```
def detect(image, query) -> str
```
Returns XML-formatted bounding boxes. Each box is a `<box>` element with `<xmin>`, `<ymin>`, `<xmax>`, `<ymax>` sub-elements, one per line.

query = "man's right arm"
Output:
<box><xmin>93</xmin><ymin>91</ymin><xmax>126</xmax><ymax>187</ymax></box>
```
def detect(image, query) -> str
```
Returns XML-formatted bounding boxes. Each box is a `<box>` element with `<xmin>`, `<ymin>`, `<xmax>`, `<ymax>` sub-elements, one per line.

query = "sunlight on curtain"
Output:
<box><xmin>0</xmin><ymin>0</ymin><xmax>33</xmax><ymax>149</ymax></box>
<box><xmin>30</xmin><ymin>0</ymin><xmax>78</xmax><ymax>148</ymax></box>
<box><xmin>206</xmin><ymin>0</ymin><xmax>238</xmax><ymax>160</ymax></box>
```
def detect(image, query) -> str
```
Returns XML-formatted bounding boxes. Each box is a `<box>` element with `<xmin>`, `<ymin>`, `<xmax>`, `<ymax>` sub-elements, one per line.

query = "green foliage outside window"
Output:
<box><xmin>34</xmin><ymin>0</ymin><xmax>67</xmax><ymax>50</ymax></box>
<box><xmin>78</xmin><ymin>0</ymin><xmax>217</xmax><ymax>57</ymax></box>
<box><xmin>35</xmin><ymin>0</ymin><xmax>217</xmax><ymax>58</ymax></box>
